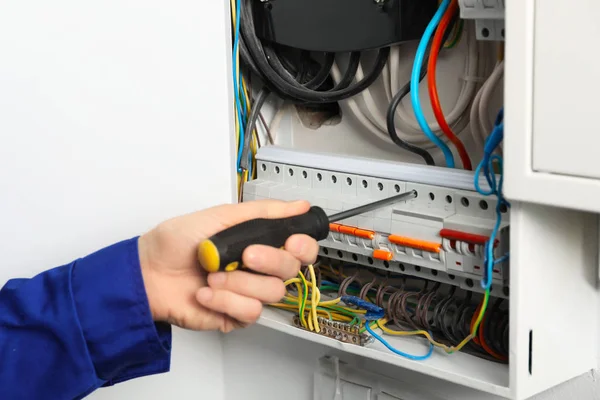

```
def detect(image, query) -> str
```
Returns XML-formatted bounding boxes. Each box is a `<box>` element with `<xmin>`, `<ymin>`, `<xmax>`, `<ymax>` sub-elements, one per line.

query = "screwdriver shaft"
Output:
<box><xmin>328</xmin><ymin>190</ymin><xmax>417</xmax><ymax>223</ymax></box>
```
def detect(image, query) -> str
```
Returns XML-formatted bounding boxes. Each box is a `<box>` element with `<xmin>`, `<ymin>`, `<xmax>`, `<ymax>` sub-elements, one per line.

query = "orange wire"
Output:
<box><xmin>427</xmin><ymin>0</ymin><xmax>473</xmax><ymax>170</ymax></box>
<box><xmin>470</xmin><ymin>302</ymin><xmax>507</xmax><ymax>361</ymax></box>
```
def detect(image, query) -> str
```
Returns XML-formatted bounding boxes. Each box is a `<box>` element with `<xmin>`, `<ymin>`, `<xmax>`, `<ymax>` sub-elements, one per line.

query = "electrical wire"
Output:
<box><xmin>239</xmin><ymin>0</ymin><xmax>389</xmax><ymax>104</ymax></box>
<box><xmin>410</xmin><ymin>0</ymin><xmax>455</xmax><ymax>168</ymax></box>
<box><xmin>336</xmin><ymin>20</ymin><xmax>482</xmax><ymax>166</ymax></box>
<box><xmin>240</xmin><ymin>88</ymin><xmax>270</xmax><ymax>171</ymax></box>
<box><xmin>272</xmin><ymin>265</ymin><xmax>507</xmax><ymax>363</ymax></box>
<box><xmin>470</xmin><ymin>60</ymin><xmax>504</xmax><ymax>150</ymax></box>
<box><xmin>474</xmin><ymin>109</ymin><xmax>509</xmax><ymax>290</ymax></box>
<box><xmin>427</xmin><ymin>0</ymin><xmax>473</xmax><ymax>170</ymax></box>
<box><xmin>231</xmin><ymin>0</ymin><xmax>246</xmax><ymax>172</ymax></box>
<box><xmin>385</xmin><ymin>58</ymin><xmax>435</xmax><ymax>165</ymax></box>
<box><xmin>240</xmin><ymin>77</ymin><xmax>259</xmax><ymax>178</ymax></box>
<box><xmin>379</xmin><ymin>12</ymin><xmax>459</xmax><ymax>165</ymax></box>
<box><xmin>444</xmin><ymin>19</ymin><xmax>464</xmax><ymax>49</ymax></box>
<box><xmin>365</xmin><ymin>322</ymin><xmax>434</xmax><ymax>361</ymax></box>
<box><xmin>257</xmin><ymin>112</ymin><xmax>274</xmax><ymax>145</ymax></box>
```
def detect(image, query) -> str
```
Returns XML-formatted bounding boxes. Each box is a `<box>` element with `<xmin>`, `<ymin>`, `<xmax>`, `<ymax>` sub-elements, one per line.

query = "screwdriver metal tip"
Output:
<box><xmin>328</xmin><ymin>189</ymin><xmax>417</xmax><ymax>223</ymax></box>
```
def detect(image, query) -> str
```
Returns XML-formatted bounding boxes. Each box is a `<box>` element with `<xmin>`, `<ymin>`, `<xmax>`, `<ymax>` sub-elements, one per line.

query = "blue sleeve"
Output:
<box><xmin>0</xmin><ymin>237</ymin><xmax>172</xmax><ymax>400</ymax></box>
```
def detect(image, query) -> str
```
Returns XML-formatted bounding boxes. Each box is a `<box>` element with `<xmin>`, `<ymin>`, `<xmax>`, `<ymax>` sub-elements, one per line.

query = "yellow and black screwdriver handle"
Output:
<box><xmin>197</xmin><ymin>206</ymin><xmax>330</xmax><ymax>273</ymax></box>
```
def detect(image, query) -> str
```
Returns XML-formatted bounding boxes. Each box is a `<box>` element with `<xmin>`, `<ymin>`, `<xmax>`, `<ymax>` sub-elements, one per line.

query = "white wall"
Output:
<box><xmin>0</xmin><ymin>1</ymin><xmax>234</xmax><ymax>398</ymax></box>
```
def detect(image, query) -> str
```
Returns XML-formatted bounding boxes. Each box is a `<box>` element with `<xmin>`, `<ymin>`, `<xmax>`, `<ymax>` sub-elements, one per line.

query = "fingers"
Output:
<box><xmin>196</xmin><ymin>287</ymin><xmax>263</xmax><ymax>326</ymax></box>
<box><xmin>285</xmin><ymin>234</ymin><xmax>320</xmax><ymax>265</ymax></box>
<box><xmin>207</xmin><ymin>271</ymin><xmax>286</xmax><ymax>303</ymax></box>
<box><xmin>195</xmin><ymin>270</ymin><xmax>289</xmax><ymax>333</ymax></box>
<box><xmin>242</xmin><ymin>234</ymin><xmax>319</xmax><ymax>279</ymax></box>
<box><xmin>243</xmin><ymin>245</ymin><xmax>300</xmax><ymax>280</ymax></box>
<box><xmin>209</xmin><ymin>199</ymin><xmax>311</xmax><ymax>228</ymax></box>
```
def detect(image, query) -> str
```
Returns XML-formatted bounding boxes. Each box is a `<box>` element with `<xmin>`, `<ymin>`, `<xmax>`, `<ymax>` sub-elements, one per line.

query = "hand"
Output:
<box><xmin>137</xmin><ymin>200</ymin><xmax>319</xmax><ymax>333</ymax></box>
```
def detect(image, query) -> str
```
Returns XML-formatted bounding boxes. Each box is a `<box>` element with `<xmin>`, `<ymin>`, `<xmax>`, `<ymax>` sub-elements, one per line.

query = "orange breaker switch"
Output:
<box><xmin>339</xmin><ymin>225</ymin><xmax>357</xmax><ymax>235</ymax></box>
<box><xmin>388</xmin><ymin>235</ymin><xmax>442</xmax><ymax>253</ymax></box>
<box><xmin>373</xmin><ymin>249</ymin><xmax>394</xmax><ymax>261</ymax></box>
<box><xmin>330</xmin><ymin>223</ymin><xmax>375</xmax><ymax>239</ymax></box>
<box><xmin>354</xmin><ymin>229</ymin><xmax>375</xmax><ymax>240</ymax></box>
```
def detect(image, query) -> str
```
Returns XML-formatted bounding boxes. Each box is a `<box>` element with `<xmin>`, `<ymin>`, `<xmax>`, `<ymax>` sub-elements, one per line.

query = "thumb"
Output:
<box><xmin>209</xmin><ymin>199</ymin><xmax>311</xmax><ymax>227</ymax></box>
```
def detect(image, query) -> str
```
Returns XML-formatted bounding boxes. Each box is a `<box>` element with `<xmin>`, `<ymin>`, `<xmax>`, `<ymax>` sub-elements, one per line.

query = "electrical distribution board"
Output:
<box><xmin>228</xmin><ymin>0</ymin><xmax>600</xmax><ymax>399</ymax></box>
<box><xmin>244</xmin><ymin>149</ymin><xmax>510</xmax><ymax>297</ymax></box>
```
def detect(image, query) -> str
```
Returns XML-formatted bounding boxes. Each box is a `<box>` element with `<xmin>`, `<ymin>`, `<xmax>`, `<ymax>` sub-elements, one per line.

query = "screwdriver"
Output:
<box><xmin>197</xmin><ymin>189</ymin><xmax>417</xmax><ymax>273</ymax></box>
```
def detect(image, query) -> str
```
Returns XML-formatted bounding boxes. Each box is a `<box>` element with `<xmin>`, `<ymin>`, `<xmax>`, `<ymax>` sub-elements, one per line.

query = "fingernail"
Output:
<box><xmin>208</xmin><ymin>272</ymin><xmax>226</xmax><ymax>287</ymax></box>
<box><xmin>244</xmin><ymin>250</ymin><xmax>260</xmax><ymax>267</ymax></box>
<box><xmin>197</xmin><ymin>288</ymin><xmax>213</xmax><ymax>303</ymax></box>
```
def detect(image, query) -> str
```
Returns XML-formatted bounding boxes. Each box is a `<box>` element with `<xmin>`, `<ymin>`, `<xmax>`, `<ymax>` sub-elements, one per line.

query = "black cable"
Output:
<box><xmin>385</xmin><ymin>11</ymin><xmax>460</xmax><ymax>165</ymax></box>
<box><xmin>240</xmin><ymin>37</ymin><xmax>262</xmax><ymax>78</ymax></box>
<box><xmin>484</xmin><ymin>299</ymin><xmax>505</xmax><ymax>357</ymax></box>
<box><xmin>386</xmin><ymin>71</ymin><xmax>435</xmax><ymax>165</ymax></box>
<box><xmin>333</xmin><ymin>52</ymin><xmax>361</xmax><ymax>90</ymax></box>
<box><xmin>240</xmin><ymin>0</ymin><xmax>389</xmax><ymax>104</ymax></box>
<box><xmin>240</xmin><ymin>87</ymin><xmax>270</xmax><ymax>171</ymax></box>
<box><xmin>302</xmin><ymin>52</ymin><xmax>335</xmax><ymax>89</ymax></box>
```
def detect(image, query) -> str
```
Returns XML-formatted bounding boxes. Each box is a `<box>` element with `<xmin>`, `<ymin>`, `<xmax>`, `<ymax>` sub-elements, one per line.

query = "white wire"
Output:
<box><xmin>470</xmin><ymin>60</ymin><xmax>504</xmax><ymax>150</ymax></box>
<box><xmin>479</xmin><ymin>60</ymin><xmax>504</xmax><ymax>135</ymax></box>
<box><xmin>331</xmin><ymin>21</ymin><xmax>483</xmax><ymax>150</ymax></box>
<box><xmin>469</xmin><ymin>80</ymin><xmax>486</xmax><ymax>150</ymax></box>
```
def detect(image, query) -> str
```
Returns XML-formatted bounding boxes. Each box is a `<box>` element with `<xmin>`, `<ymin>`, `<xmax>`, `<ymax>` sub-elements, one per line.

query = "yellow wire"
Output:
<box><xmin>298</xmin><ymin>271</ymin><xmax>309</xmax><ymax>329</ymax></box>
<box><xmin>284</xmin><ymin>277</ymin><xmax>301</xmax><ymax>286</ymax></box>
<box><xmin>375</xmin><ymin>320</ymin><xmax>452</xmax><ymax>353</ymax></box>
<box><xmin>282</xmin><ymin>294</ymin><xmax>361</xmax><ymax>313</ymax></box>
<box><xmin>317</xmin><ymin>298</ymin><xmax>341</xmax><ymax>307</ymax></box>
<box><xmin>281</xmin><ymin>265</ymin><xmax>492</xmax><ymax>356</ymax></box>
<box><xmin>271</xmin><ymin>305</ymin><xmax>353</xmax><ymax>324</ymax></box>
<box><xmin>241</xmin><ymin>76</ymin><xmax>259</xmax><ymax>180</ymax></box>
<box><xmin>375</xmin><ymin>290</ymin><xmax>491</xmax><ymax>354</ymax></box>
<box><xmin>308</xmin><ymin>264</ymin><xmax>320</xmax><ymax>333</ymax></box>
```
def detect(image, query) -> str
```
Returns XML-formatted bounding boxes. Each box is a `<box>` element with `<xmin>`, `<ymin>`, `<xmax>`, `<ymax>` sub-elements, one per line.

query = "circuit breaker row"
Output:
<box><xmin>243</xmin><ymin>160</ymin><xmax>510</xmax><ymax>297</ymax></box>
<box><xmin>458</xmin><ymin>0</ymin><xmax>505</xmax><ymax>41</ymax></box>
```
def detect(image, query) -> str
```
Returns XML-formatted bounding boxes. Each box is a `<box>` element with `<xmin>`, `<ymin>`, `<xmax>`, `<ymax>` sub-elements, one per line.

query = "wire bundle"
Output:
<box><xmin>230</xmin><ymin>0</ymin><xmax>261</xmax><ymax>195</ymax></box>
<box><xmin>238</xmin><ymin>0</ymin><xmax>389</xmax><ymax>105</ymax></box>
<box><xmin>231</xmin><ymin>0</ymin><xmax>397</xmax><ymax>195</ymax></box>
<box><xmin>271</xmin><ymin>264</ymin><xmax>509</xmax><ymax>363</ymax></box>
<box><xmin>474</xmin><ymin>108</ymin><xmax>509</xmax><ymax>291</ymax></box>
<box><xmin>334</xmin><ymin>0</ymin><xmax>481</xmax><ymax>168</ymax></box>
<box><xmin>410</xmin><ymin>0</ymin><xmax>457</xmax><ymax>168</ymax></box>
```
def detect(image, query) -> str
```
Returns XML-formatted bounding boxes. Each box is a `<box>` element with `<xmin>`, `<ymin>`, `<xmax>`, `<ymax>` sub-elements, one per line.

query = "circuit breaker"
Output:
<box><xmin>458</xmin><ymin>0</ymin><xmax>505</xmax><ymax>41</ymax></box>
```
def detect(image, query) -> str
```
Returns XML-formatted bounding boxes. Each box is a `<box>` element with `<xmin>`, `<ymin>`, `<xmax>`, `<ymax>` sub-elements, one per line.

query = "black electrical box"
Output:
<box><xmin>252</xmin><ymin>0</ymin><xmax>439</xmax><ymax>53</ymax></box>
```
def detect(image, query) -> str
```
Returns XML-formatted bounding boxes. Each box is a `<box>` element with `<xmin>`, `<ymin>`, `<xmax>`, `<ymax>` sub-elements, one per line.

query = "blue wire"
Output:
<box><xmin>365</xmin><ymin>323</ymin><xmax>433</xmax><ymax>361</ymax></box>
<box><xmin>494</xmin><ymin>253</ymin><xmax>509</xmax><ymax>265</ymax></box>
<box><xmin>232</xmin><ymin>0</ymin><xmax>245</xmax><ymax>172</ymax></box>
<box><xmin>474</xmin><ymin>109</ymin><xmax>510</xmax><ymax>290</ymax></box>
<box><xmin>410</xmin><ymin>0</ymin><xmax>455</xmax><ymax>168</ymax></box>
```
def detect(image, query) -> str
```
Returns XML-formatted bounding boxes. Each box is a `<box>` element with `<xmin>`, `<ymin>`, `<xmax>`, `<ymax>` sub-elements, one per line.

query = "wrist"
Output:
<box><xmin>138</xmin><ymin>234</ymin><xmax>164</xmax><ymax>322</ymax></box>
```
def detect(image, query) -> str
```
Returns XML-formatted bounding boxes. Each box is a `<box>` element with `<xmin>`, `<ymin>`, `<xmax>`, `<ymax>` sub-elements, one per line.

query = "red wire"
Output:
<box><xmin>470</xmin><ymin>303</ymin><xmax>508</xmax><ymax>362</ymax></box>
<box><xmin>427</xmin><ymin>0</ymin><xmax>473</xmax><ymax>170</ymax></box>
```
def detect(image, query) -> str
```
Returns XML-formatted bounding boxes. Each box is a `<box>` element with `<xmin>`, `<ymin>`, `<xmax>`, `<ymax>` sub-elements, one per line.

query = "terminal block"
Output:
<box><xmin>243</xmin><ymin>148</ymin><xmax>510</xmax><ymax>298</ymax></box>
<box><xmin>458</xmin><ymin>0</ymin><xmax>505</xmax><ymax>41</ymax></box>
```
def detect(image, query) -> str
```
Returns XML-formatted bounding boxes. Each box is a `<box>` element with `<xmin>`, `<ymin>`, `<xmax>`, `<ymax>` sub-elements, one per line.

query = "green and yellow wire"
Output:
<box><xmin>230</xmin><ymin>0</ymin><xmax>259</xmax><ymax>198</ymax></box>
<box><xmin>271</xmin><ymin>264</ymin><xmax>494</xmax><ymax>359</ymax></box>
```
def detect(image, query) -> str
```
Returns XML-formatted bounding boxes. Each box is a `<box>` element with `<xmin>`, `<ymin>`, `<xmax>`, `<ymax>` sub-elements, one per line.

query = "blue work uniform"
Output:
<box><xmin>0</xmin><ymin>238</ymin><xmax>172</xmax><ymax>399</ymax></box>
